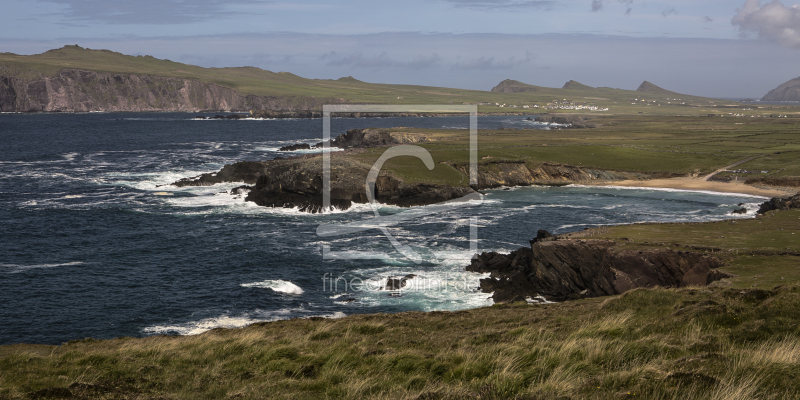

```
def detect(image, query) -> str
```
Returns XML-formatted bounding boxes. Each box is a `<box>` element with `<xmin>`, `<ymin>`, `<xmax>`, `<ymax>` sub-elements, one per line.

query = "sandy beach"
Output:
<box><xmin>592</xmin><ymin>178</ymin><xmax>796</xmax><ymax>198</ymax></box>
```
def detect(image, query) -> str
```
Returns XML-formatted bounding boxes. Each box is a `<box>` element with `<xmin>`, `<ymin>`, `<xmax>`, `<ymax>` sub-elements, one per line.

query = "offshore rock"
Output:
<box><xmin>383</xmin><ymin>275</ymin><xmax>417</xmax><ymax>291</ymax></box>
<box><xmin>467</xmin><ymin>239</ymin><xmax>727</xmax><ymax>302</ymax></box>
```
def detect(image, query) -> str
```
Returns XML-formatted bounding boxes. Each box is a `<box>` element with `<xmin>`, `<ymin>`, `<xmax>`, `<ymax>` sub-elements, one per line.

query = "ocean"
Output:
<box><xmin>0</xmin><ymin>113</ymin><xmax>766</xmax><ymax>345</ymax></box>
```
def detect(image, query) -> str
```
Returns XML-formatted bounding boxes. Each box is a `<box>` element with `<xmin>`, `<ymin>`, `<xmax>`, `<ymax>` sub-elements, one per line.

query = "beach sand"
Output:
<box><xmin>592</xmin><ymin>178</ymin><xmax>795</xmax><ymax>198</ymax></box>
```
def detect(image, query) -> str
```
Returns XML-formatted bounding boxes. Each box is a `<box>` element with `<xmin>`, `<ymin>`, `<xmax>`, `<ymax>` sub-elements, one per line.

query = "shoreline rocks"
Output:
<box><xmin>534</xmin><ymin>114</ymin><xmax>599</xmax><ymax>129</ymax></box>
<box><xmin>467</xmin><ymin>236</ymin><xmax>728</xmax><ymax>303</ymax></box>
<box><xmin>757</xmin><ymin>193</ymin><xmax>800</xmax><ymax>214</ymax></box>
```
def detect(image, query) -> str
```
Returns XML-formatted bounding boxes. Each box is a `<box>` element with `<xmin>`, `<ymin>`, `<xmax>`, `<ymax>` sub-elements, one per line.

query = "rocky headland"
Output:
<box><xmin>172</xmin><ymin>128</ymin><xmax>661</xmax><ymax>212</ymax></box>
<box><xmin>468</xmin><ymin>193</ymin><xmax>800</xmax><ymax>303</ymax></box>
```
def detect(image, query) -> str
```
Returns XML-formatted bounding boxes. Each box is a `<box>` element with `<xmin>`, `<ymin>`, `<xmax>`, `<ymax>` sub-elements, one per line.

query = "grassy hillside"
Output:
<box><xmin>2</xmin><ymin>209</ymin><xmax>799</xmax><ymax>400</ymax></box>
<box><xmin>2</xmin><ymin>45</ymin><xmax>789</xmax><ymax>116</ymax></box>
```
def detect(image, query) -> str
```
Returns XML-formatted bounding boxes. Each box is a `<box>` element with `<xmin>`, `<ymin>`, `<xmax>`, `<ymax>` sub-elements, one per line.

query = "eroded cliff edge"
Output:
<box><xmin>0</xmin><ymin>69</ymin><xmax>341</xmax><ymax>112</ymax></box>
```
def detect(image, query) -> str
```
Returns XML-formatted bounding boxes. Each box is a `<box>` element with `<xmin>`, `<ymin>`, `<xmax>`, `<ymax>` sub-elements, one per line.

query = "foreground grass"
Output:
<box><xmin>2</xmin><ymin>211</ymin><xmax>800</xmax><ymax>399</ymax></box>
<box><xmin>3</xmin><ymin>285</ymin><xmax>800</xmax><ymax>399</ymax></box>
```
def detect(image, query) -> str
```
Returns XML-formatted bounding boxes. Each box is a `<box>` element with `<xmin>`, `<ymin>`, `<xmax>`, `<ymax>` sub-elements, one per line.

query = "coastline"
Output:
<box><xmin>586</xmin><ymin>177</ymin><xmax>796</xmax><ymax>198</ymax></box>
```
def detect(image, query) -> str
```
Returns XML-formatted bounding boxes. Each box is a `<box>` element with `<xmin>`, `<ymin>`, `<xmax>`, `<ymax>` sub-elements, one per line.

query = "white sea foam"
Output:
<box><xmin>61</xmin><ymin>152</ymin><xmax>79</xmax><ymax>161</ymax></box>
<box><xmin>241</xmin><ymin>279</ymin><xmax>304</xmax><ymax>294</ymax></box>
<box><xmin>341</xmin><ymin>245</ymin><xmax>493</xmax><ymax>311</ymax></box>
<box><xmin>0</xmin><ymin>261</ymin><xmax>84</xmax><ymax>273</ymax></box>
<box><xmin>142</xmin><ymin>309</ymin><xmax>345</xmax><ymax>336</ymax></box>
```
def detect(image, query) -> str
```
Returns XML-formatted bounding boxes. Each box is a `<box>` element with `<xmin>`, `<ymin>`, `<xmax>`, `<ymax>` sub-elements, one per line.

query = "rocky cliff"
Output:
<box><xmin>762</xmin><ymin>76</ymin><xmax>800</xmax><ymax>102</ymax></box>
<box><xmin>467</xmin><ymin>236</ymin><xmax>728</xmax><ymax>302</ymax></box>
<box><xmin>0</xmin><ymin>69</ymin><xmax>340</xmax><ymax>112</ymax></box>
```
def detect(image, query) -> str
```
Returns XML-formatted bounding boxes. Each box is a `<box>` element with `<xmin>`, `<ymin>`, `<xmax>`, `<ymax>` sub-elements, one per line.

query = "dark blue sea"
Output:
<box><xmin>0</xmin><ymin>113</ymin><xmax>765</xmax><ymax>345</ymax></box>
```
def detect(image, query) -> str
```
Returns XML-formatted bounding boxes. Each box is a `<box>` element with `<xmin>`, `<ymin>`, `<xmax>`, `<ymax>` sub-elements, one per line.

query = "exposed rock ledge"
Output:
<box><xmin>467</xmin><ymin>234</ymin><xmax>728</xmax><ymax>303</ymax></box>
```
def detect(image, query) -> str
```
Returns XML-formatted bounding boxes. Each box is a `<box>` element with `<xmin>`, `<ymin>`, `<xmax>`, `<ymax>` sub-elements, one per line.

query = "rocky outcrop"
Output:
<box><xmin>277</xmin><ymin>128</ymin><xmax>431</xmax><ymax>152</ymax></box>
<box><xmin>278</xmin><ymin>143</ymin><xmax>311</xmax><ymax>152</ymax></box>
<box><xmin>757</xmin><ymin>193</ymin><xmax>800</xmax><ymax>214</ymax></box>
<box><xmin>173</xmin><ymin>157</ymin><xmax>474</xmax><ymax>213</ymax></box>
<box><xmin>0</xmin><ymin>69</ymin><xmax>343</xmax><ymax>112</ymax></box>
<box><xmin>173</xmin><ymin>155</ymin><xmax>660</xmax><ymax>212</ymax></box>
<box><xmin>467</xmin><ymin>238</ymin><xmax>727</xmax><ymax>302</ymax></box>
<box><xmin>762</xmin><ymin>76</ymin><xmax>800</xmax><ymax>102</ymax></box>
<box><xmin>172</xmin><ymin>126</ymin><xmax>665</xmax><ymax>212</ymax></box>
<box><xmin>383</xmin><ymin>275</ymin><xmax>417</xmax><ymax>290</ymax></box>
<box><xmin>534</xmin><ymin>114</ymin><xmax>599</xmax><ymax>128</ymax></box>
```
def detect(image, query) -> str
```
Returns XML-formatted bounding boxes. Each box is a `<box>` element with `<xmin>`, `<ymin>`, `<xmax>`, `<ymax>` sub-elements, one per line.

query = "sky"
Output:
<box><xmin>1</xmin><ymin>0</ymin><xmax>799</xmax><ymax>98</ymax></box>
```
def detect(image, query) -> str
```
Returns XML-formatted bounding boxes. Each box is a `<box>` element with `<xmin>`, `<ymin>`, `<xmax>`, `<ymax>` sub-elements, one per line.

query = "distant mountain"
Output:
<box><xmin>561</xmin><ymin>80</ymin><xmax>595</xmax><ymax>91</ymax></box>
<box><xmin>636</xmin><ymin>81</ymin><xmax>680</xmax><ymax>97</ymax></box>
<box><xmin>490</xmin><ymin>79</ymin><xmax>544</xmax><ymax>93</ymax></box>
<box><xmin>762</xmin><ymin>76</ymin><xmax>800</xmax><ymax>101</ymax></box>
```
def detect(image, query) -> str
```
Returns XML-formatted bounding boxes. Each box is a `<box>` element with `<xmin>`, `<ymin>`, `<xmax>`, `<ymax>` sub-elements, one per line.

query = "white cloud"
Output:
<box><xmin>732</xmin><ymin>0</ymin><xmax>800</xmax><ymax>47</ymax></box>
<box><xmin>34</xmin><ymin>0</ymin><xmax>270</xmax><ymax>24</ymax></box>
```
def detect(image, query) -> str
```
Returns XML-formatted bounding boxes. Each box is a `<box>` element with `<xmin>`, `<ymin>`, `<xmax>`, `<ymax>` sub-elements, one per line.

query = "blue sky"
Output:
<box><xmin>2</xmin><ymin>0</ymin><xmax>799</xmax><ymax>98</ymax></box>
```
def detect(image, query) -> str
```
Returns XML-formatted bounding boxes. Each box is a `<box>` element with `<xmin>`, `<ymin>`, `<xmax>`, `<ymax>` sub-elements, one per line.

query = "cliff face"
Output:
<box><xmin>0</xmin><ymin>69</ymin><xmax>338</xmax><ymax>112</ymax></box>
<box><xmin>468</xmin><ymin>238</ymin><xmax>728</xmax><ymax>302</ymax></box>
<box><xmin>762</xmin><ymin>76</ymin><xmax>800</xmax><ymax>102</ymax></box>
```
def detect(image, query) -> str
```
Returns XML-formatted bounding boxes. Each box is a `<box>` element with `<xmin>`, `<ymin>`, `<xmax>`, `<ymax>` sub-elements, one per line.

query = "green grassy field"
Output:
<box><xmin>5</xmin><ymin>46</ymin><xmax>799</xmax><ymax>116</ymax></box>
<box><xmin>2</xmin><ymin>212</ymin><xmax>799</xmax><ymax>400</ymax></box>
<box><xmin>345</xmin><ymin>115</ymin><xmax>800</xmax><ymax>186</ymax></box>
